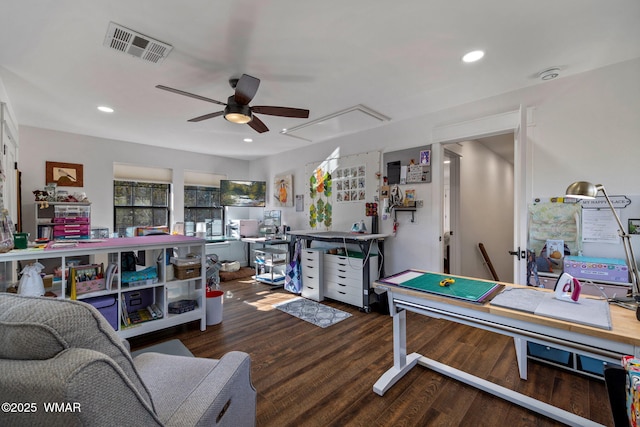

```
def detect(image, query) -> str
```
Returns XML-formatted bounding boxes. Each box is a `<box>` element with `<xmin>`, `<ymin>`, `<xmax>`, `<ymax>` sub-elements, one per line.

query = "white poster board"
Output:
<box><xmin>304</xmin><ymin>151</ymin><xmax>381</xmax><ymax>232</ymax></box>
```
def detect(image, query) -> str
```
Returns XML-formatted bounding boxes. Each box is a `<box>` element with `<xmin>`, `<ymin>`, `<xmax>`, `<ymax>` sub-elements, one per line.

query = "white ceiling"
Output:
<box><xmin>1</xmin><ymin>0</ymin><xmax>639</xmax><ymax>161</ymax></box>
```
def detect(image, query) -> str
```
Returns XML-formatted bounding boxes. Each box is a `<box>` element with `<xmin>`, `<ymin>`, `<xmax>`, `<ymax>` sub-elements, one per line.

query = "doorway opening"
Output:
<box><xmin>443</xmin><ymin>133</ymin><xmax>515</xmax><ymax>282</ymax></box>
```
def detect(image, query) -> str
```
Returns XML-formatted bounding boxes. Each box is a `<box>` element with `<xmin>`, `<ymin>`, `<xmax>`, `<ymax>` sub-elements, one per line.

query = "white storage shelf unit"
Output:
<box><xmin>0</xmin><ymin>235</ymin><xmax>206</xmax><ymax>338</ymax></box>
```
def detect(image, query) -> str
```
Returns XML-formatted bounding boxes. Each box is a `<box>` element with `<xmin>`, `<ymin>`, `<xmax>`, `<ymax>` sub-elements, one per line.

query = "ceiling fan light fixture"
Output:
<box><xmin>224</xmin><ymin>104</ymin><xmax>252</xmax><ymax>124</ymax></box>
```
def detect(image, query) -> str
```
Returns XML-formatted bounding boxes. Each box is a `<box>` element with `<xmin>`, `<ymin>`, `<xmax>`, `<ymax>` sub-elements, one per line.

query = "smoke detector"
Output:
<box><xmin>104</xmin><ymin>22</ymin><xmax>172</xmax><ymax>64</ymax></box>
<box><xmin>538</xmin><ymin>67</ymin><xmax>561</xmax><ymax>81</ymax></box>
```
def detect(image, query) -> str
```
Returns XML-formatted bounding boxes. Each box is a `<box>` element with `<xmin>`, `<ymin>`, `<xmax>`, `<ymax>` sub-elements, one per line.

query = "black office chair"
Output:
<box><xmin>604</xmin><ymin>365</ymin><xmax>630</xmax><ymax>427</ymax></box>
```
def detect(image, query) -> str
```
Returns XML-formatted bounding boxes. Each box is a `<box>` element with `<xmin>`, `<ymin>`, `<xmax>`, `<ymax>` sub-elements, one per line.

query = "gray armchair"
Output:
<box><xmin>0</xmin><ymin>293</ymin><xmax>256</xmax><ymax>426</ymax></box>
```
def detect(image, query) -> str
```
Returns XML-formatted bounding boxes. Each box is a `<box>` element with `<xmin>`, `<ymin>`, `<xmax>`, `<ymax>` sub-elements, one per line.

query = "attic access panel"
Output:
<box><xmin>282</xmin><ymin>105</ymin><xmax>390</xmax><ymax>142</ymax></box>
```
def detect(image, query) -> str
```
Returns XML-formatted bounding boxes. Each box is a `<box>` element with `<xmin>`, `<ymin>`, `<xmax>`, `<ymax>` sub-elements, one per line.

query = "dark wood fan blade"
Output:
<box><xmin>234</xmin><ymin>74</ymin><xmax>260</xmax><ymax>105</ymax></box>
<box><xmin>156</xmin><ymin>85</ymin><xmax>227</xmax><ymax>106</ymax></box>
<box><xmin>248</xmin><ymin>115</ymin><xmax>269</xmax><ymax>133</ymax></box>
<box><xmin>188</xmin><ymin>111</ymin><xmax>225</xmax><ymax>122</ymax></box>
<box><xmin>252</xmin><ymin>106</ymin><xmax>310</xmax><ymax>118</ymax></box>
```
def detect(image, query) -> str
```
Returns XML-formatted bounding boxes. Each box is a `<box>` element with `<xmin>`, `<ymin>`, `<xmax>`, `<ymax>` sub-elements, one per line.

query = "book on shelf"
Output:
<box><xmin>120</xmin><ymin>294</ymin><xmax>131</xmax><ymax>326</ymax></box>
<box><xmin>105</xmin><ymin>263</ymin><xmax>117</xmax><ymax>290</ymax></box>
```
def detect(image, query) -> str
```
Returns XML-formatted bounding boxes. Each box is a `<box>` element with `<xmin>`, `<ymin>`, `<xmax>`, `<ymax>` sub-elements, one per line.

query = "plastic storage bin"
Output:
<box><xmin>527</xmin><ymin>342</ymin><xmax>571</xmax><ymax>365</ymax></box>
<box><xmin>578</xmin><ymin>355</ymin><xmax>607</xmax><ymax>376</ymax></box>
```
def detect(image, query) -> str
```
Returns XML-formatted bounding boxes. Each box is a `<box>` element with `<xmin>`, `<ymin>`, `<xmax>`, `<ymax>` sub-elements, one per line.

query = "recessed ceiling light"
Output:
<box><xmin>97</xmin><ymin>106</ymin><xmax>114</xmax><ymax>113</ymax></box>
<box><xmin>462</xmin><ymin>50</ymin><xmax>485</xmax><ymax>63</ymax></box>
<box><xmin>243</xmin><ymin>138</ymin><xmax>253</xmax><ymax>143</ymax></box>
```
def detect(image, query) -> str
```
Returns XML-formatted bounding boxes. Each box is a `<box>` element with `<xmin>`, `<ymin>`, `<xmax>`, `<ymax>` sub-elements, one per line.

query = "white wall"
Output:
<box><xmin>18</xmin><ymin>126</ymin><xmax>250</xmax><ymax>240</ymax></box>
<box><xmin>458</xmin><ymin>141</ymin><xmax>513</xmax><ymax>281</ymax></box>
<box><xmin>10</xmin><ymin>58</ymin><xmax>640</xmax><ymax>279</ymax></box>
<box><xmin>252</xmin><ymin>58</ymin><xmax>640</xmax><ymax>278</ymax></box>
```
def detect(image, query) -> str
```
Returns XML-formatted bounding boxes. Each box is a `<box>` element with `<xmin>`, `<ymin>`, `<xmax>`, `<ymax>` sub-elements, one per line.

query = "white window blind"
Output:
<box><xmin>113</xmin><ymin>163</ymin><xmax>172</xmax><ymax>183</ymax></box>
<box><xmin>184</xmin><ymin>170</ymin><xmax>226</xmax><ymax>187</ymax></box>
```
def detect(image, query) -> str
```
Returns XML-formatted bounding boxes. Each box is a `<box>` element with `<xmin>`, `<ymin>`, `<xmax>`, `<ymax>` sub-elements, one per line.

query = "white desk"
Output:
<box><xmin>373</xmin><ymin>271</ymin><xmax>640</xmax><ymax>427</ymax></box>
<box><xmin>289</xmin><ymin>230</ymin><xmax>389</xmax><ymax>311</ymax></box>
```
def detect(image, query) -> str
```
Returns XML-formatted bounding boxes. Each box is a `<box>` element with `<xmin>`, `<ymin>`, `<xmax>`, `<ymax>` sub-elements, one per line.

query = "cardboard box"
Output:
<box><xmin>563</xmin><ymin>256</ymin><xmax>631</xmax><ymax>284</ymax></box>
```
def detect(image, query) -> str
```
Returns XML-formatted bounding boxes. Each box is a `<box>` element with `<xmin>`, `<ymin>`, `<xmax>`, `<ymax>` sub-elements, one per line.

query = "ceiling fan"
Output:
<box><xmin>156</xmin><ymin>74</ymin><xmax>310</xmax><ymax>133</ymax></box>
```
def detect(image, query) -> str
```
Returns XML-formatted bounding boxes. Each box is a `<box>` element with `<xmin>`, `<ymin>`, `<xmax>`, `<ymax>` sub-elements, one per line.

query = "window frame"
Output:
<box><xmin>113</xmin><ymin>180</ymin><xmax>171</xmax><ymax>237</ymax></box>
<box><xmin>183</xmin><ymin>185</ymin><xmax>223</xmax><ymax>237</ymax></box>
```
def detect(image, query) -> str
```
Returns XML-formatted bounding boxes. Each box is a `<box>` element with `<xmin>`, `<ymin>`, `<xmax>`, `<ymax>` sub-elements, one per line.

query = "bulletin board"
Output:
<box><xmin>382</xmin><ymin>144</ymin><xmax>432</xmax><ymax>184</ymax></box>
<box><xmin>528</xmin><ymin>201</ymin><xmax>582</xmax><ymax>256</ymax></box>
<box><xmin>529</xmin><ymin>195</ymin><xmax>640</xmax><ymax>260</ymax></box>
<box><xmin>578</xmin><ymin>194</ymin><xmax>640</xmax><ymax>258</ymax></box>
<box><xmin>305</xmin><ymin>151</ymin><xmax>381</xmax><ymax>231</ymax></box>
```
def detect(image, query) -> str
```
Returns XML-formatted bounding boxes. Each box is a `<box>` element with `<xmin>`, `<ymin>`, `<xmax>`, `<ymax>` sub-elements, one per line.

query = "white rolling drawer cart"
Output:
<box><xmin>324</xmin><ymin>253</ymin><xmax>378</xmax><ymax>308</ymax></box>
<box><xmin>301</xmin><ymin>248</ymin><xmax>324</xmax><ymax>301</ymax></box>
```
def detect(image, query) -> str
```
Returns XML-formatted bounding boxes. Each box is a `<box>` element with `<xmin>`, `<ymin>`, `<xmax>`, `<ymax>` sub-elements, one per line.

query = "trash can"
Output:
<box><xmin>206</xmin><ymin>289</ymin><xmax>224</xmax><ymax>326</ymax></box>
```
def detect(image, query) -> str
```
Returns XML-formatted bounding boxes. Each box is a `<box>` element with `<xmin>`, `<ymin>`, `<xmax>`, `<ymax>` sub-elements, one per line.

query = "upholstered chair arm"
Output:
<box><xmin>134</xmin><ymin>350</ymin><xmax>256</xmax><ymax>427</ymax></box>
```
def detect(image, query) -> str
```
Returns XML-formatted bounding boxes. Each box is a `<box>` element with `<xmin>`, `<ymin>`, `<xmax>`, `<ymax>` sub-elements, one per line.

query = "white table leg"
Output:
<box><xmin>373</xmin><ymin>308</ymin><xmax>421</xmax><ymax>395</ymax></box>
<box><xmin>514</xmin><ymin>336</ymin><xmax>528</xmax><ymax>380</ymax></box>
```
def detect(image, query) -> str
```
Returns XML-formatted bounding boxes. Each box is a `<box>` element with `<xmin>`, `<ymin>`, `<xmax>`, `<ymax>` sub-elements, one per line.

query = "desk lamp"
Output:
<box><xmin>565</xmin><ymin>181</ymin><xmax>640</xmax><ymax>319</ymax></box>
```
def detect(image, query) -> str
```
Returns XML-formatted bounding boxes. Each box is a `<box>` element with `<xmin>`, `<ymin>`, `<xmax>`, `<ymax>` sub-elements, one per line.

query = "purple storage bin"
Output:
<box><xmin>85</xmin><ymin>294</ymin><xmax>118</xmax><ymax>330</ymax></box>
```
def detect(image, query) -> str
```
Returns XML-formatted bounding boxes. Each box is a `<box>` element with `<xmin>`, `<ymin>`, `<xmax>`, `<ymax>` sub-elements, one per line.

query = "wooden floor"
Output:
<box><xmin>129</xmin><ymin>278</ymin><xmax>615</xmax><ymax>427</ymax></box>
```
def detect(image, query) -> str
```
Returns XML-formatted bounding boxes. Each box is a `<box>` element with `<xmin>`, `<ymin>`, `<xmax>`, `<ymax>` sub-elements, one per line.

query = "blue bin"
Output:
<box><xmin>578</xmin><ymin>355</ymin><xmax>607</xmax><ymax>376</ymax></box>
<box><xmin>527</xmin><ymin>342</ymin><xmax>571</xmax><ymax>365</ymax></box>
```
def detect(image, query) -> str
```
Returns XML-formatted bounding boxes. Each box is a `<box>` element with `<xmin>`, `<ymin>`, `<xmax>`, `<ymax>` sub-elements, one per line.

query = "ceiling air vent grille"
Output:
<box><xmin>104</xmin><ymin>22</ymin><xmax>172</xmax><ymax>64</ymax></box>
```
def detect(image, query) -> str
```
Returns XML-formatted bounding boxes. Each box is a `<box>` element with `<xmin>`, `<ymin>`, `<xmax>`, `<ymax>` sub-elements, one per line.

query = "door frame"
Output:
<box><xmin>431</xmin><ymin>107</ymin><xmax>531</xmax><ymax>284</ymax></box>
<box><xmin>443</xmin><ymin>149</ymin><xmax>461</xmax><ymax>275</ymax></box>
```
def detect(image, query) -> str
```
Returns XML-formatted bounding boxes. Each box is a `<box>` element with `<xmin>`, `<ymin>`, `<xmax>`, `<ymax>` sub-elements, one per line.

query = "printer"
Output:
<box><xmin>228</xmin><ymin>219</ymin><xmax>259</xmax><ymax>238</ymax></box>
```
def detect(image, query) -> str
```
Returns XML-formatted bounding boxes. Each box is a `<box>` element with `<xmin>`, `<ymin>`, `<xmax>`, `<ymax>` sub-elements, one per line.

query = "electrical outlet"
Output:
<box><xmin>416</xmin><ymin>200</ymin><xmax>424</xmax><ymax>208</ymax></box>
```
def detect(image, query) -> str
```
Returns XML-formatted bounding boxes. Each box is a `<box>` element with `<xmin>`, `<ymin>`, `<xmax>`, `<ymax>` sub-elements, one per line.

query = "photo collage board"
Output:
<box><xmin>335</xmin><ymin>165</ymin><xmax>366</xmax><ymax>203</ymax></box>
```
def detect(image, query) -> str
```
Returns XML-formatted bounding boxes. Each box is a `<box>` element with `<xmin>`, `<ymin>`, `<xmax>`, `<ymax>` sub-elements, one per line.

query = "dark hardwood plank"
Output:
<box><xmin>128</xmin><ymin>279</ymin><xmax>615</xmax><ymax>427</ymax></box>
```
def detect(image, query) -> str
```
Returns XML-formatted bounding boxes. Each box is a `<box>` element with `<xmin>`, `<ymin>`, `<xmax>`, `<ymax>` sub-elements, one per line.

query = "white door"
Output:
<box><xmin>434</xmin><ymin>108</ymin><xmax>529</xmax><ymax>284</ymax></box>
<box><xmin>443</xmin><ymin>149</ymin><xmax>461</xmax><ymax>275</ymax></box>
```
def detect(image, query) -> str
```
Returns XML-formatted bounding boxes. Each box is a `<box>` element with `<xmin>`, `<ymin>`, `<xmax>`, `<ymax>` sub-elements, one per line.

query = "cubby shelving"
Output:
<box><xmin>0</xmin><ymin>235</ymin><xmax>206</xmax><ymax>338</ymax></box>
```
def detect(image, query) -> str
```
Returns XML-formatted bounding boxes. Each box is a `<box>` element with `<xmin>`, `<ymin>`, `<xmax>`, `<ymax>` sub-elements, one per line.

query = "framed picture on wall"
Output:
<box><xmin>273</xmin><ymin>174</ymin><xmax>293</xmax><ymax>207</ymax></box>
<box><xmin>420</xmin><ymin>149</ymin><xmax>431</xmax><ymax>166</ymax></box>
<box><xmin>46</xmin><ymin>161</ymin><xmax>84</xmax><ymax>187</ymax></box>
